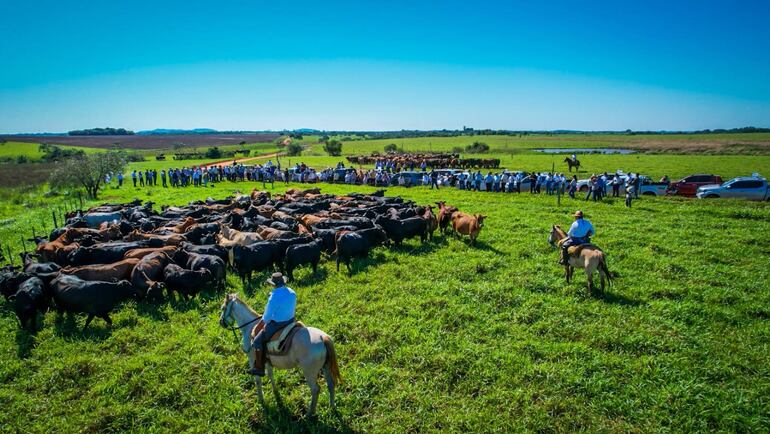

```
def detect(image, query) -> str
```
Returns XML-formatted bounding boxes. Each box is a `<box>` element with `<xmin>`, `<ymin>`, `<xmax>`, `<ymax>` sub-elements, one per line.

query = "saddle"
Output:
<box><xmin>251</xmin><ymin>321</ymin><xmax>306</xmax><ymax>357</ymax></box>
<box><xmin>567</xmin><ymin>243</ymin><xmax>601</xmax><ymax>256</ymax></box>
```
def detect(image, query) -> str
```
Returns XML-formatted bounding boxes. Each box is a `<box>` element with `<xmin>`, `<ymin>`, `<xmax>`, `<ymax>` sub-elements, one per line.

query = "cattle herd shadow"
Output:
<box><xmin>52</xmin><ymin>312</ymin><xmax>114</xmax><ymax>340</ymax></box>
<box><xmin>596</xmin><ymin>290</ymin><xmax>643</xmax><ymax>307</ymax></box>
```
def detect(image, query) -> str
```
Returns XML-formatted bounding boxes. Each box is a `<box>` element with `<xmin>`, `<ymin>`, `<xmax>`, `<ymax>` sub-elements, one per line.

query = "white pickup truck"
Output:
<box><xmin>577</xmin><ymin>174</ymin><xmax>669</xmax><ymax>196</ymax></box>
<box><xmin>696</xmin><ymin>175</ymin><xmax>770</xmax><ymax>201</ymax></box>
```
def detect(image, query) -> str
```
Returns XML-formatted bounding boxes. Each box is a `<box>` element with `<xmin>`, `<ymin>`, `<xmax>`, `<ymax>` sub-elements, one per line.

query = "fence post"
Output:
<box><xmin>20</xmin><ymin>236</ymin><xmax>27</xmax><ymax>254</ymax></box>
<box><xmin>52</xmin><ymin>210</ymin><xmax>58</xmax><ymax>228</ymax></box>
<box><xmin>6</xmin><ymin>245</ymin><xmax>12</xmax><ymax>266</ymax></box>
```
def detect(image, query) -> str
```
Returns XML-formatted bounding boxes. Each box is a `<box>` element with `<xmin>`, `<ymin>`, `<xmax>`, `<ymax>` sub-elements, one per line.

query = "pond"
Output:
<box><xmin>534</xmin><ymin>148</ymin><xmax>636</xmax><ymax>155</ymax></box>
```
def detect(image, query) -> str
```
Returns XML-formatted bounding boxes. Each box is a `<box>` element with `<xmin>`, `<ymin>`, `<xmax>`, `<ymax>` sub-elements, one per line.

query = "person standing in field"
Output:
<box><xmin>117</xmin><ymin>172</ymin><xmax>123</xmax><ymax>188</ymax></box>
<box><xmin>430</xmin><ymin>169</ymin><xmax>439</xmax><ymax>189</ymax></box>
<box><xmin>625</xmin><ymin>183</ymin><xmax>634</xmax><ymax>207</ymax></box>
<box><xmin>569</xmin><ymin>175</ymin><xmax>577</xmax><ymax>199</ymax></box>
<box><xmin>131</xmin><ymin>170</ymin><xmax>137</xmax><ymax>187</ymax></box>
<box><xmin>138</xmin><ymin>170</ymin><xmax>145</xmax><ymax>187</ymax></box>
<box><xmin>161</xmin><ymin>170</ymin><xmax>167</xmax><ymax>187</ymax></box>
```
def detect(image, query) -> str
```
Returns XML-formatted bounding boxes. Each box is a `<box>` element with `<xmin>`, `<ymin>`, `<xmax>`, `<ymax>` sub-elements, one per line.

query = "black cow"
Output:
<box><xmin>20</xmin><ymin>253</ymin><xmax>61</xmax><ymax>275</ymax></box>
<box><xmin>335</xmin><ymin>227</ymin><xmax>388</xmax><ymax>272</ymax></box>
<box><xmin>285</xmin><ymin>239</ymin><xmax>323</xmax><ymax>281</ymax></box>
<box><xmin>172</xmin><ymin>250</ymin><xmax>226</xmax><ymax>289</ymax></box>
<box><xmin>179</xmin><ymin>242</ymin><xmax>228</xmax><ymax>263</ymax></box>
<box><xmin>374</xmin><ymin>215</ymin><xmax>428</xmax><ymax>245</ymax></box>
<box><xmin>163</xmin><ymin>264</ymin><xmax>214</xmax><ymax>300</ymax></box>
<box><xmin>13</xmin><ymin>276</ymin><xmax>49</xmax><ymax>331</ymax></box>
<box><xmin>0</xmin><ymin>271</ymin><xmax>31</xmax><ymax>300</ymax></box>
<box><xmin>231</xmin><ymin>242</ymin><xmax>285</xmax><ymax>285</ymax></box>
<box><xmin>184</xmin><ymin>223</ymin><xmax>221</xmax><ymax>245</ymax></box>
<box><xmin>313</xmin><ymin>218</ymin><xmax>374</xmax><ymax>230</ymax></box>
<box><xmin>50</xmin><ymin>275</ymin><xmax>137</xmax><ymax>330</ymax></box>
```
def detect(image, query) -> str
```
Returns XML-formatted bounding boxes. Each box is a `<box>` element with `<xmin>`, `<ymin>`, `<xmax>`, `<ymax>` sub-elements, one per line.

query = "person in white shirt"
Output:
<box><xmin>560</xmin><ymin>210</ymin><xmax>595</xmax><ymax>265</ymax></box>
<box><xmin>249</xmin><ymin>272</ymin><xmax>296</xmax><ymax>376</ymax></box>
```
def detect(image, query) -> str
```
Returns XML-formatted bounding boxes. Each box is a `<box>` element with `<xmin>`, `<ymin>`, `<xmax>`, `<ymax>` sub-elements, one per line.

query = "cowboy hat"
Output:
<box><xmin>266</xmin><ymin>272</ymin><xmax>285</xmax><ymax>286</ymax></box>
<box><xmin>573</xmin><ymin>210</ymin><xmax>584</xmax><ymax>218</ymax></box>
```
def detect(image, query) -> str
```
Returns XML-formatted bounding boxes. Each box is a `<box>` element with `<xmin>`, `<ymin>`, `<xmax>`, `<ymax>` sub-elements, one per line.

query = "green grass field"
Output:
<box><xmin>1</xmin><ymin>177</ymin><xmax>769</xmax><ymax>432</ymax></box>
<box><xmin>0</xmin><ymin>141</ymin><xmax>102</xmax><ymax>161</ymax></box>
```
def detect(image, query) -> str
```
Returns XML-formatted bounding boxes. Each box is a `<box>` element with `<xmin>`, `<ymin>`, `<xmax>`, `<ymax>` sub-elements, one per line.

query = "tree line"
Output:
<box><xmin>68</xmin><ymin>127</ymin><xmax>135</xmax><ymax>136</ymax></box>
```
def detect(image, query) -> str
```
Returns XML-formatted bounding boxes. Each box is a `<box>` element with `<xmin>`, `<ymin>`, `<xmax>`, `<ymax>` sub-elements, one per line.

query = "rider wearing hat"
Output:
<box><xmin>248</xmin><ymin>272</ymin><xmax>296</xmax><ymax>376</ymax></box>
<box><xmin>560</xmin><ymin>210</ymin><xmax>595</xmax><ymax>265</ymax></box>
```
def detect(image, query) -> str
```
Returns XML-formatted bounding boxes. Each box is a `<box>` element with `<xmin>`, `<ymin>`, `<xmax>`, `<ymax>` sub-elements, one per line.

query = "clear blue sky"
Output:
<box><xmin>1</xmin><ymin>0</ymin><xmax>769</xmax><ymax>132</ymax></box>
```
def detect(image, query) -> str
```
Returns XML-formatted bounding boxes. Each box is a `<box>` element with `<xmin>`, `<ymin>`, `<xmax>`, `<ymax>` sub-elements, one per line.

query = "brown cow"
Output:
<box><xmin>435</xmin><ymin>201</ymin><xmax>459</xmax><ymax>234</ymax></box>
<box><xmin>300</xmin><ymin>214</ymin><xmax>326</xmax><ymax>229</ymax></box>
<box><xmin>130</xmin><ymin>251</ymin><xmax>171</xmax><ymax>299</ymax></box>
<box><xmin>62</xmin><ymin>258</ymin><xmax>140</xmax><ymax>281</ymax></box>
<box><xmin>422</xmin><ymin>206</ymin><xmax>439</xmax><ymax>240</ymax></box>
<box><xmin>450</xmin><ymin>212</ymin><xmax>487</xmax><ymax>245</ymax></box>
<box><xmin>256</xmin><ymin>225</ymin><xmax>296</xmax><ymax>240</ymax></box>
<box><xmin>126</xmin><ymin>230</ymin><xmax>186</xmax><ymax>246</ymax></box>
<box><xmin>219</xmin><ymin>226</ymin><xmax>262</xmax><ymax>245</ymax></box>
<box><xmin>153</xmin><ymin>217</ymin><xmax>196</xmax><ymax>234</ymax></box>
<box><xmin>124</xmin><ymin>246</ymin><xmax>177</xmax><ymax>260</ymax></box>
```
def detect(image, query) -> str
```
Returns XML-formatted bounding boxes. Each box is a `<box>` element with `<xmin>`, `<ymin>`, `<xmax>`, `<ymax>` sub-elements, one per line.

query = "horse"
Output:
<box><xmin>547</xmin><ymin>225</ymin><xmax>612</xmax><ymax>294</ymax></box>
<box><xmin>564</xmin><ymin>157</ymin><xmax>581</xmax><ymax>172</ymax></box>
<box><xmin>218</xmin><ymin>293</ymin><xmax>341</xmax><ymax>416</ymax></box>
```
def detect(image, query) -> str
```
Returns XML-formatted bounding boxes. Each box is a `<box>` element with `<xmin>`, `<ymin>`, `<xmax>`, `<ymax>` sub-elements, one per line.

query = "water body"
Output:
<box><xmin>535</xmin><ymin>148</ymin><xmax>636</xmax><ymax>155</ymax></box>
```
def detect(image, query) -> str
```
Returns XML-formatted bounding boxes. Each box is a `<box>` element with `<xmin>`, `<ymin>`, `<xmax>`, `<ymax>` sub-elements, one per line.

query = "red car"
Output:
<box><xmin>668</xmin><ymin>174</ymin><xmax>723</xmax><ymax>197</ymax></box>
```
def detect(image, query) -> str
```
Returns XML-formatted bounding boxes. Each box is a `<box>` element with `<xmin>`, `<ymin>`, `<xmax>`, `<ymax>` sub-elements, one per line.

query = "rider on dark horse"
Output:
<box><xmin>249</xmin><ymin>272</ymin><xmax>296</xmax><ymax>376</ymax></box>
<box><xmin>559</xmin><ymin>210</ymin><xmax>595</xmax><ymax>265</ymax></box>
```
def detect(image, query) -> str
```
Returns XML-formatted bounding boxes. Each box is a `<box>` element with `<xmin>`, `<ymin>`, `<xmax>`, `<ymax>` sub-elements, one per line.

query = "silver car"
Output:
<box><xmin>696</xmin><ymin>175</ymin><xmax>770</xmax><ymax>201</ymax></box>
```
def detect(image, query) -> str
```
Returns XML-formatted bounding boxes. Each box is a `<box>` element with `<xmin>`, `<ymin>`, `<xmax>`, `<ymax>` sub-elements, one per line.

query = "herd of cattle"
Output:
<box><xmin>346</xmin><ymin>153</ymin><xmax>502</xmax><ymax>169</ymax></box>
<box><xmin>0</xmin><ymin>188</ymin><xmax>486</xmax><ymax>332</ymax></box>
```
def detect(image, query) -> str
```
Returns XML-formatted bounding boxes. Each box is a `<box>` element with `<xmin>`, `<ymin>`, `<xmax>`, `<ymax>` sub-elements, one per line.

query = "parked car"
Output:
<box><xmin>668</xmin><ymin>174</ymin><xmax>723</xmax><ymax>197</ymax></box>
<box><xmin>391</xmin><ymin>171</ymin><xmax>424</xmax><ymax>187</ymax></box>
<box><xmin>696</xmin><ymin>175</ymin><xmax>770</xmax><ymax>200</ymax></box>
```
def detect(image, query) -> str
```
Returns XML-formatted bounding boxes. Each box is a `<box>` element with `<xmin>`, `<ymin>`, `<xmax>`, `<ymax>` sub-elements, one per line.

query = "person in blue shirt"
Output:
<box><xmin>249</xmin><ymin>272</ymin><xmax>296</xmax><ymax>376</ymax></box>
<box><xmin>560</xmin><ymin>210</ymin><xmax>595</xmax><ymax>265</ymax></box>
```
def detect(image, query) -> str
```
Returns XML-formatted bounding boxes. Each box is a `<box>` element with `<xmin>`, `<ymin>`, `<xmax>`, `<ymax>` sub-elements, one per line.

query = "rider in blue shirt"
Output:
<box><xmin>560</xmin><ymin>210</ymin><xmax>595</xmax><ymax>265</ymax></box>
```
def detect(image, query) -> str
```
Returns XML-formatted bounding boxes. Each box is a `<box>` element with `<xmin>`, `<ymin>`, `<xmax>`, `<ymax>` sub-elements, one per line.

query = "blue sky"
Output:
<box><xmin>1</xmin><ymin>0</ymin><xmax>769</xmax><ymax>132</ymax></box>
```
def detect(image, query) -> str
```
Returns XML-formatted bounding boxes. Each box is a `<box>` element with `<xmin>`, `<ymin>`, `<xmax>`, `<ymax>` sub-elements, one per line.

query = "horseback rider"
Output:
<box><xmin>248</xmin><ymin>272</ymin><xmax>296</xmax><ymax>376</ymax></box>
<box><xmin>559</xmin><ymin>210</ymin><xmax>595</xmax><ymax>265</ymax></box>
<box><xmin>571</xmin><ymin>153</ymin><xmax>577</xmax><ymax>163</ymax></box>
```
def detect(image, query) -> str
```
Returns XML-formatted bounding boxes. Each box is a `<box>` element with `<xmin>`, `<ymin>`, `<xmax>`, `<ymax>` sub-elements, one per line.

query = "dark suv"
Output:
<box><xmin>668</xmin><ymin>174</ymin><xmax>722</xmax><ymax>197</ymax></box>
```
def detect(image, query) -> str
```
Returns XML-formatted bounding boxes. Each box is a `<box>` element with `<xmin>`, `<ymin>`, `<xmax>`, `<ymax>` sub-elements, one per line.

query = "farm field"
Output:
<box><xmin>0</xmin><ymin>141</ymin><xmax>102</xmax><ymax>161</ymax></box>
<box><xmin>304</xmin><ymin>132</ymin><xmax>770</xmax><ymax>155</ymax></box>
<box><xmin>1</xmin><ymin>179</ymin><xmax>769</xmax><ymax>432</ymax></box>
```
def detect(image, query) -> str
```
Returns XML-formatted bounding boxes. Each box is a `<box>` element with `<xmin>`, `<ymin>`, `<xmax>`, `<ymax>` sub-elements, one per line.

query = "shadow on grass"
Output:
<box><xmin>15</xmin><ymin>327</ymin><xmax>36</xmax><ymax>358</ymax></box>
<box><xmin>52</xmin><ymin>311</ymin><xmax>113</xmax><ymax>340</ymax></box>
<box><xmin>597</xmin><ymin>290</ymin><xmax>643</xmax><ymax>307</ymax></box>
<box><xmin>249</xmin><ymin>389</ymin><xmax>358</xmax><ymax>434</ymax></box>
<box><xmin>135</xmin><ymin>301</ymin><xmax>169</xmax><ymax>322</ymax></box>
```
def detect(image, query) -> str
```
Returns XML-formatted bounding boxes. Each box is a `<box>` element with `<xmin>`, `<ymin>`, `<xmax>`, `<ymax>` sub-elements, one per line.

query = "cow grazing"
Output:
<box><xmin>163</xmin><ymin>264</ymin><xmax>214</xmax><ymax>300</ymax></box>
<box><xmin>179</xmin><ymin>242</ymin><xmax>228</xmax><ymax>264</ymax></box>
<box><xmin>450</xmin><ymin>212</ymin><xmax>487</xmax><ymax>245</ymax></box>
<box><xmin>130</xmin><ymin>251</ymin><xmax>172</xmax><ymax>300</ymax></box>
<box><xmin>285</xmin><ymin>239</ymin><xmax>323</xmax><ymax>281</ymax></box>
<box><xmin>50</xmin><ymin>275</ymin><xmax>137</xmax><ymax>330</ymax></box>
<box><xmin>0</xmin><ymin>271</ymin><xmax>32</xmax><ymax>300</ymax></box>
<box><xmin>68</xmin><ymin>241</ymin><xmax>160</xmax><ymax>266</ymax></box>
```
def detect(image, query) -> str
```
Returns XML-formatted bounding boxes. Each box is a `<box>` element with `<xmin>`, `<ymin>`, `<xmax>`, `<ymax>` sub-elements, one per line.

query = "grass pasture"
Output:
<box><xmin>1</xmin><ymin>179</ymin><xmax>769</xmax><ymax>432</ymax></box>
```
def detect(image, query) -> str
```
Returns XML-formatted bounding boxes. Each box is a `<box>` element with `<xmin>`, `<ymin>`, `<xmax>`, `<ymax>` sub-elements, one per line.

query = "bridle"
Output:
<box><xmin>220</xmin><ymin>295</ymin><xmax>261</xmax><ymax>332</ymax></box>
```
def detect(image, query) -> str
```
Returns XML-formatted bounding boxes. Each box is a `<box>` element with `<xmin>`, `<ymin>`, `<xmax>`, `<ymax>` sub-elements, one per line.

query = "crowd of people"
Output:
<box><xmin>111</xmin><ymin>159</ymin><xmax>654</xmax><ymax>208</ymax></box>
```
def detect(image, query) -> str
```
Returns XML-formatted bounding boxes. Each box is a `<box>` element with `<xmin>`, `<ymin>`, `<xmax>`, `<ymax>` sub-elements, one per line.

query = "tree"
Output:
<box><xmin>384</xmin><ymin>143</ymin><xmax>398</xmax><ymax>153</ymax></box>
<box><xmin>285</xmin><ymin>142</ymin><xmax>303</xmax><ymax>156</ymax></box>
<box><xmin>50</xmin><ymin>152</ymin><xmax>126</xmax><ymax>199</ymax></box>
<box><xmin>323</xmin><ymin>140</ymin><xmax>342</xmax><ymax>156</ymax></box>
<box><xmin>466</xmin><ymin>141</ymin><xmax>489</xmax><ymax>153</ymax></box>
<box><xmin>205</xmin><ymin>146</ymin><xmax>222</xmax><ymax>159</ymax></box>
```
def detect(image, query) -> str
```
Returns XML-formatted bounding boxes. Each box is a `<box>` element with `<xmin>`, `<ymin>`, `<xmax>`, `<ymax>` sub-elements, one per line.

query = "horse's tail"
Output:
<box><xmin>599</xmin><ymin>254</ymin><xmax>612</xmax><ymax>286</ymax></box>
<box><xmin>323</xmin><ymin>335</ymin><xmax>342</xmax><ymax>386</ymax></box>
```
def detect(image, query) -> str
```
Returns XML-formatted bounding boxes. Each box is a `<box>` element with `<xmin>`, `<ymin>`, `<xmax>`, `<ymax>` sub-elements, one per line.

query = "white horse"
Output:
<box><xmin>218</xmin><ymin>293</ymin><xmax>341</xmax><ymax>416</ymax></box>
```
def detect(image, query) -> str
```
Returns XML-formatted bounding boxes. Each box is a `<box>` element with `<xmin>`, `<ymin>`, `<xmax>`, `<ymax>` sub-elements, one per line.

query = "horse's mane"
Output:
<box><xmin>233</xmin><ymin>295</ymin><xmax>261</xmax><ymax>317</ymax></box>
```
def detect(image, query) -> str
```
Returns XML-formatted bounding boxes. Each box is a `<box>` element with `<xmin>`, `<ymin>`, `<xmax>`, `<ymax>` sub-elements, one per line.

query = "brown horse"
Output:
<box><xmin>564</xmin><ymin>157</ymin><xmax>581</xmax><ymax>172</ymax></box>
<box><xmin>548</xmin><ymin>225</ymin><xmax>611</xmax><ymax>294</ymax></box>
